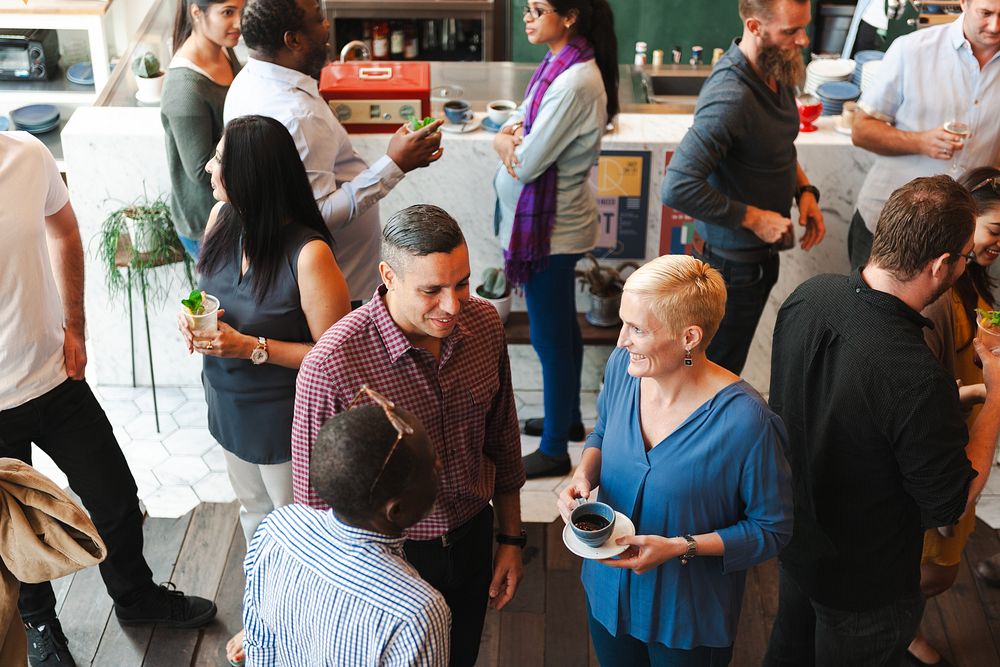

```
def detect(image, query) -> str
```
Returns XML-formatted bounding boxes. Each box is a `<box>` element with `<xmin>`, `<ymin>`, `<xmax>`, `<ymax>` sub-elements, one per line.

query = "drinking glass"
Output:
<box><xmin>943</xmin><ymin>117</ymin><xmax>970</xmax><ymax>177</ymax></box>
<box><xmin>184</xmin><ymin>293</ymin><xmax>220</xmax><ymax>342</ymax></box>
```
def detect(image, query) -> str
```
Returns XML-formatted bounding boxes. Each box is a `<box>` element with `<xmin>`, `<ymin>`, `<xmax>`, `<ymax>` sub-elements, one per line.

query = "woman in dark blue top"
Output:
<box><xmin>558</xmin><ymin>254</ymin><xmax>793</xmax><ymax>666</ymax></box>
<box><xmin>178</xmin><ymin>114</ymin><xmax>349</xmax><ymax>665</ymax></box>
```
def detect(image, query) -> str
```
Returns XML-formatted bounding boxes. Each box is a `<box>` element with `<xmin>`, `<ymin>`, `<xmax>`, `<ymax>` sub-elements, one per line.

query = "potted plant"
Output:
<box><xmin>132</xmin><ymin>51</ymin><xmax>164</xmax><ymax>102</ymax></box>
<box><xmin>475</xmin><ymin>267</ymin><xmax>512</xmax><ymax>323</ymax></box>
<box><xmin>96</xmin><ymin>194</ymin><xmax>195</xmax><ymax>304</ymax></box>
<box><xmin>575</xmin><ymin>254</ymin><xmax>640</xmax><ymax>327</ymax></box>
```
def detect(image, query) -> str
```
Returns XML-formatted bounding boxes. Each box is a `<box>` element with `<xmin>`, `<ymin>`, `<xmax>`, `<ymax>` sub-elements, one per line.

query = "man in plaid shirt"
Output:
<box><xmin>291</xmin><ymin>204</ymin><xmax>525</xmax><ymax>667</ymax></box>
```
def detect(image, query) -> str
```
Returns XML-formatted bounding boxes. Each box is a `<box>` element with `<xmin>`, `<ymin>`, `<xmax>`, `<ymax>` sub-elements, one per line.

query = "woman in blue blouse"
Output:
<box><xmin>492</xmin><ymin>0</ymin><xmax>618</xmax><ymax>478</ymax></box>
<box><xmin>558</xmin><ymin>254</ymin><xmax>793</xmax><ymax>666</ymax></box>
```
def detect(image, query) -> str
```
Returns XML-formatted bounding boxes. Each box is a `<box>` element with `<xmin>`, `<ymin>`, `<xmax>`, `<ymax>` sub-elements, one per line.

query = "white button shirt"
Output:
<box><xmin>855</xmin><ymin>17</ymin><xmax>1000</xmax><ymax>230</ymax></box>
<box><xmin>224</xmin><ymin>58</ymin><xmax>404</xmax><ymax>300</ymax></box>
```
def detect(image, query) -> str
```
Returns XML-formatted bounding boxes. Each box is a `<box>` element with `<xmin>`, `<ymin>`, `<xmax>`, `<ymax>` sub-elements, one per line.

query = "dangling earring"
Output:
<box><xmin>684</xmin><ymin>348</ymin><xmax>693</xmax><ymax>367</ymax></box>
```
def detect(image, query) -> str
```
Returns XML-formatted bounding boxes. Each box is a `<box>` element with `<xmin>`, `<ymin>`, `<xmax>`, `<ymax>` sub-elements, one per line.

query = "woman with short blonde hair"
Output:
<box><xmin>558</xmin><ymin>254</ymin><xmax>793</xmax><ymax>666</ymax></box>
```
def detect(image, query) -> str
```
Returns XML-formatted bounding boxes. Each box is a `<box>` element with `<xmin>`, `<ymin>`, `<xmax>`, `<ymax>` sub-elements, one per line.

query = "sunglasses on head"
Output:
<box><xmin>347</xmin><ymin>385</ymin><xmax>415</xmax><ymax>504</ymax></box>
<box><xmin>972</xmin><ymin>176</ymin><xmax>1000</xmax><ymax>195</ymax></box>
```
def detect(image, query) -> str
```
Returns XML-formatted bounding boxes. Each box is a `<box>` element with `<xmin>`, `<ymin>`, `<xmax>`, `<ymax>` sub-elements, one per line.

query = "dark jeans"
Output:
<box><xmin>524</xmin><ymin>253</ymin><xmax>584</xmax><ymax>458</ymax></box>
<box><xmin>848</xmin><ymin>210</ymin><xmax>874</xmax><ymax>272</ymax></box>
<box><xmin>404</xmin><ymin>505</ymin><xmax>494</xmax><ymax>667</ymax></box>
<box><xmin>763</xmin><ymin>565</ymin><xmax>924</xmax><ymax>667</ymax></box>
<box><xmin>588</xmin><ymin>602</ymin><xmax>733</xmax><ymax>667</ymax></box>
<box><xmin>0</xmin><ymin>379</ymin><xmax>154</xmax><ymax>621</ymax></box>
<box><xmin>693</xmin><ymin>249</ymin><xmax>780</xmax><ymax>375</ymax></box>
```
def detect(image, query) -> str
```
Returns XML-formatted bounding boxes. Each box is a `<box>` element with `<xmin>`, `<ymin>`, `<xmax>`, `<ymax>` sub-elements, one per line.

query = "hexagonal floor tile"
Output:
<box><xmin>173</xmin><ymin>400</ymin><xmax>208</xmax><ymax>428</ymax></box>
<box><xmin>153</xmin><ymin>456</ymin><xmax>209</xmax><ymax>487</ymax></box>
<box><xmin>30</xmin><ymin>445</ymin><xmax>68</xmax><ymax>490</ymax></box>
<box><xmin>96</xmin><ymin>385</ymin><xmax>146</xmax><ymax>401</ymax></box>
<box><xmin>163</xmin><ymin>428</ymin><xmax>218</xmax><ymax>457</ymax></box>
<box><xmin>101</xmin><ymin>399</ymin><xmax>140</xmax><ymax>427</ymax></box>
<box><xmin>131</xmin><ymin>467</ymin><xmax>160</xmax><ymax>500</ymax></box>
<box><xmin>182</xmin><ymin>386</ymin><xmax>207</xmax><ymax>400</ymax></box>
<box><xmin>124</xmin><ymin>413</ymin><xmax>178</xmax><ymax>440</ymax></box>
<box><xmin>202</xmin><ymin>445</ymin><xmax>228</xmax><ymax>473</ymax></box>
<box><xmin>120</xmin><ymin>440</ymin><xmax>169</xmax><ymax>471</ymax></box>
<box><xmin>193</xmin><ymin>472</ymin><xmax>236</xmax><ymax>503</ymax></box>
<box><xmin>135</xmin><ymin>388</ymin><xmax>187</xmax><ymax>414</ymax></box>
<box><xmin>142</xmin><ymin>485</ymin><xmax>200</xmax><ymax>519</ymax></box>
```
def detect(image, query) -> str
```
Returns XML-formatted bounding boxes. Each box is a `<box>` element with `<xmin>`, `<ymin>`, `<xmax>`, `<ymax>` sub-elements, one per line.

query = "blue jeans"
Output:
<box><xmin>693</xmin><ymin>249</ymin><xmax>779</xmax><ymax>375</ymax></box>
<box><xmin>178</xmin><ymin>234</ymin><xmax>200</xmax><ymax>261</ymax></box>
<box><xmin>588</xmin><ymin>604</ymin><xmax>733</xmax><ymax>667</ymax></box>
<box><xmin>763</xmin><ymin>565</ymin><xmax>924</xmax><ymax>667</ymax></box>
<box><xmin>524</xmin><ymin>253</ymin><xmax>583</xmax><ymax>458</ymax></box>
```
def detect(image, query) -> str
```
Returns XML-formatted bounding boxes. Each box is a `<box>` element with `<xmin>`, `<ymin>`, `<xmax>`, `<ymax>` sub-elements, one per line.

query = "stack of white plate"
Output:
<box><xmin>860</xmin><ymin>60</ymin><xmax>883</xmax><ymax>92</ymax></box>
<box><xmin>804</xmin><ymin>58</ymin><xmax>855</xmax><ymax>95</ymax></box>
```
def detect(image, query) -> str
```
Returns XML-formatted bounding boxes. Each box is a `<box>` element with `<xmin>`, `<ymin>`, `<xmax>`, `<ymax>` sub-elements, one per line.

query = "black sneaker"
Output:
<box><xmin>114</xmin><ymin>582</ymin><xmax>217</xmax><ymax>629</ymax></box>
<box><xmin>26</xmin><ymin>618</ymin><xmax>76</xmax><ymax>667</ymax></box>
<box><xmin>523</xmin><ymin>418</ymin><xmax>586</xmax><ymax>441</ymax></box>
<box><xmin>522</xmin><ymin>449</ymin><xmax>571</xmax><ymax>479</ymax></box>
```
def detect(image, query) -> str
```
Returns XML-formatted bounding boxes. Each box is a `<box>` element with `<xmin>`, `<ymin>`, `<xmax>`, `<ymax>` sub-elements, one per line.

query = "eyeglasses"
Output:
<box><xmin>522</xmin><ymin>4</ymin><xmax>556</xmax><ymax>19</ymax></box>
<box><xmin>972</xmin><ymin>176</ymin><xmax>1000</xmax><ymax>194</ymax></box>
<box><xmin>949</xmin><ymin>248</ymin><xmax>977</xmax><ymax>265</ymax></box>
<box><xmin>347</xmin><ymin>385</ymin><xmax>414</xmax><ymax>503</ymax></box>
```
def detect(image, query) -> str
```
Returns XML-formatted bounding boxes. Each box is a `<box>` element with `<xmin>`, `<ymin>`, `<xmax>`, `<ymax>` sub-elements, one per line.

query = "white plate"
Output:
<box><xmin>440</xmin><ymin>116</ymin><xmax>482</xmax><ymax>133</ymax></box>
<box><xmin>135</xmin><ymin>91</ymin><xmax>161</xmax><ymax>105</ymax></box>
<box><xmin>562</xmin><ymin>511</ymin><xmax>636</xmax><ymax>560</ymax></box>
<box><xmin>808</xmin><ymin>58</ymin><xmax>855</xmax><ymax>79</ymax></box>
<box><xmin>834</xmin><ymin>124</ymin><xmax>853</xmax><ymax>136</ymax></box>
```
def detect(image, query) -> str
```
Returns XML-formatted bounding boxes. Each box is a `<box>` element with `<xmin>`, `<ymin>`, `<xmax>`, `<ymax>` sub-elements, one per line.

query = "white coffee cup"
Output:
<box><xmin>487</xmin><ymin>99</ymin><xmax>517</xmax><ymax>126</ymax></box>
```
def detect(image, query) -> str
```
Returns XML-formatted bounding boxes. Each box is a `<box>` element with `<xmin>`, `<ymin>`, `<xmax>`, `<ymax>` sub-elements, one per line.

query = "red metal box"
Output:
<box><xmin>319</xmin><ymin>61</ymin><xmax>431</xmax><ymax>134</ymax></box>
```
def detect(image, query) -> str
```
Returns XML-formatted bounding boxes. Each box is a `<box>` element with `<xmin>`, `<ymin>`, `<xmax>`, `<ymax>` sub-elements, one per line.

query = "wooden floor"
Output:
<box><xmin>51</xmin><ymin>502</ymin><xmax>1000</xmax><ymax>666</ymax></box>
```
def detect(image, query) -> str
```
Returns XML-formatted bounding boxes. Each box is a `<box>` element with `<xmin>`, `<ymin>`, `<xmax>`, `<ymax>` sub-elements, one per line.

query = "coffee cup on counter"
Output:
<box><xmin>486</xmin><ymin>99</ymin><xmax>517</xmax><ymax>126</ymax></box>
<box><xmin>443</xmin><ymin>100</ymin><xmax>473</xmax><ymax>125</ymax></box>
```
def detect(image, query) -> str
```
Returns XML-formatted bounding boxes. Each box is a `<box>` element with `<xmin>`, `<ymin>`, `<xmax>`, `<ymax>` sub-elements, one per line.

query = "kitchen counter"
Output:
<box><xmin>62</xmin><ymin>102</ymin><xmax>871</xmax><ymax>394</ymax></box>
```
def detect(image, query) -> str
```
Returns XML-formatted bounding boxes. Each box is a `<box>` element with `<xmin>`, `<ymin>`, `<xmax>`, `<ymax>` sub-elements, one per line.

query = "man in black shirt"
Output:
<box><xmin>764</xmin><ymin>175</ymin><xmax>1000</xmax><ymax>666</ymax></box>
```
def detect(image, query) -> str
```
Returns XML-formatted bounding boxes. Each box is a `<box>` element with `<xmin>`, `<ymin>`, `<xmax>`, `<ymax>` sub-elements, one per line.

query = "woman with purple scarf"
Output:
<box><xmin>492</xmin><ymin>0</ymin><xmax>618</xmax><ymax>479</ymax></box>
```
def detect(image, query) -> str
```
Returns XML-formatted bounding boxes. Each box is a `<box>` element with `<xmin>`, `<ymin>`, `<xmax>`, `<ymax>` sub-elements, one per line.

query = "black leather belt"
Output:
<box><xmin>692</xmin><ymin>232</ymin><xmax>777</xmax><ymax>264</ymax></box>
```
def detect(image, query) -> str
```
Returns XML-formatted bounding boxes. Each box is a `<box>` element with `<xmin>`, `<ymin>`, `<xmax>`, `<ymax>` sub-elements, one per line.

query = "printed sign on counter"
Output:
<box><xmin>588</xmin><ymin>150</ymin><xmax>650</xmax><ymax>260</ymax></box>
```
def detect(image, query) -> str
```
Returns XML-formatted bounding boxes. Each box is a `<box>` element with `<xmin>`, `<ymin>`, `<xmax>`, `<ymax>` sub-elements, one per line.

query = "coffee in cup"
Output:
<box><xmin>443</xmin><ymin>100</ymin><xmax>472</xmax><ymax>125</ymax></box>
<box><xmin>486</xmin><ymin>99</ymin><xmax>517</xmax><ymax>126</ymax></box>
<box><xmin>570</xmin><ymin>501</ymin><xmax>617</xmax><ymax>548</ymax></box>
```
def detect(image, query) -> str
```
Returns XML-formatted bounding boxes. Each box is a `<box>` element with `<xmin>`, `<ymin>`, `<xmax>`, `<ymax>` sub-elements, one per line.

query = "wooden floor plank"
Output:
<box><xmin>733</xmin><ymin>564</ymin><xmax>769</xmax><ymax>667</ymax></box>
<box><xmin>546</xmin><ymin>519</ymin><xmax>577</xmax><ymax>572</ymax></box>
<box><xmin>964</xmin><ymin>519</ymin><xmax>1000</xmax><ymax>653</ymax></box>
<box><xmin>920</xmin><ymin>597</ymin><xmax>953</xmax><ymax>664</ymax></box>
<box><xmin>192</xmin><ymin>520</ymin><xmax>247</xmax><ymax>667</ymax></box>
<box><xmin>504</xmin><ymin>524</ymin><xmax>546</xmax><ymax>614</ymax></box>
<box><xmin>91</xmin><ymin>511</ymin><xmax>195</xmax><ymax>667</ymax></box>
<box><xmin>544</xmin><ymin>568</ymin><xmax>589</xmax><ymax>667</ymax></box>
<box><xmin>935</xmin><ymin>554</ymin><xmax>1000</xmax><ymax>666</ymax></box>
<box><xmin>142</xmin><ymin>502</ymin><xmax>239</xmax><ymax>667</ymax></box>
<box><xmin>498</xmin><ymin>611</ymin><xmax>545</xmax><ymax>667</ymax></box>
<box><xmin>474</xmin><ymin>609</ymin><xmax>501</xmax><ymax>667</ymax></box>
<box><xmin>57</xmin><ymin>565</ymin><xmax>113</xmax><ymax>665</ymax></box>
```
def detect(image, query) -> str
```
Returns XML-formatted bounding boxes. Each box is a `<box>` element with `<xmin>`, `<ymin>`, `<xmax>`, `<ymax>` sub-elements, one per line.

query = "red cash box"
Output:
<box><xmin>319</xmin><ymin>61</ymin><xmax>431</xmax><ymax>134</ymax></box>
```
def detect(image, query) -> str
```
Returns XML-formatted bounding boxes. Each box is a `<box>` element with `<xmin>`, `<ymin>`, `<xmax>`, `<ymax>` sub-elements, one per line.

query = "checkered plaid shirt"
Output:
<box><xmin>291</xmin><ymin>286</ymin><xmax>524</xmax><ymax>540</ymax></box>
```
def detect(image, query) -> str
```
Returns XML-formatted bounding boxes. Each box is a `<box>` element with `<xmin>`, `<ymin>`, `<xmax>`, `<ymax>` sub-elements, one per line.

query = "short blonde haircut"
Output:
<box><xmin>623</xmin><ymin>255</ymin><xmax>727</xmax><ymax>349</ymax></box>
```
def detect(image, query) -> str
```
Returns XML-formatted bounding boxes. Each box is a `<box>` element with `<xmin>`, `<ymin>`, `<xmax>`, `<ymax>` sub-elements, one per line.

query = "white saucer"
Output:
<box><xmin>481</xmin><ymin>117</ymin><xmax>503</xmax><ymax>133</ymax></box>
<box><xmin>440</xmin><ymin>115</ymin><xmax>482</xmax><ymax>133</ymax></box>
<box><xmin>135</xmin><ymin>91</ymin><xmax>161</xmax><ymax>105</ymax></box>
<box><xmin>834</xmin><ymin>124</ymin><xmax>852</xmax><ymax>136</ymax></box>
<box><xmin>562</xmin><ymin>511</ymin><xmax>635</xmax><ymax>560</ymax></box>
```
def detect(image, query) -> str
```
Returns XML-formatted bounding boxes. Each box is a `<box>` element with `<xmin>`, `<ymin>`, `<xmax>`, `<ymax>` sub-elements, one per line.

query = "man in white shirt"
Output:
<box><xmin>850</xmin><ymin>0</ymin><xmax>1000</xmax><ymax>269</ymax></box>
<box><xmin>225</xmin><ymin>0</ymin><xmax>444</xmax><ymax>302</ymax></box>
<box><xmin>0</xmin><ymin>133</ymin><xmax>217</xmax><ymax>667</ymax></box>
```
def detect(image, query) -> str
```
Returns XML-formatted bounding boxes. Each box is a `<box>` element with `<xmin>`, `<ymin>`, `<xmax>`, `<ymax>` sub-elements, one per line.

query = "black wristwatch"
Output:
<box><xmin>496</xmin><ymin>530</ymin><xmax>528</xmax><ymax>548</ymax></box>
<box><xmin>795</xmin><ymin>184</ymin><xmax>821</xmax><ymax>206</ymax></box>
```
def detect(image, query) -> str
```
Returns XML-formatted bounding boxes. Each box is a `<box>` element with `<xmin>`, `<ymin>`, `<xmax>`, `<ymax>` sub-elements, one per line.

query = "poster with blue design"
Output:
<box><xmin>588</xmin><ymin>150</ymin><xmax>650</xmax><ymax>259</ymax></box>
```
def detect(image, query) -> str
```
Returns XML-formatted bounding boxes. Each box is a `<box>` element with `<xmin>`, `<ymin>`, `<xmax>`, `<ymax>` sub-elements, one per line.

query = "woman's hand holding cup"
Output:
<box><xmin>557</xmin><ymin>477</ymin><xmax>592</xmax><ymax>523</ymax></box>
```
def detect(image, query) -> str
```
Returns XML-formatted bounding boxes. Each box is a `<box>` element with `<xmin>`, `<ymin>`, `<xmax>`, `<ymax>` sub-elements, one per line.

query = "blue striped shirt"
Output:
<box><xmin>243</xmin><ymin>505</ymin><xmax>451</xmax><ymax>666</ymax></box>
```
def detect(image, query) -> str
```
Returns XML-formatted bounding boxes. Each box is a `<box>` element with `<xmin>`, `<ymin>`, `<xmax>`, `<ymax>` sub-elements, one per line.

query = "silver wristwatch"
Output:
<box><xmin>679</xmin><ymin>534</ymin><xmax>697</xmax><ymax>565</ymax></box>
<box><xmin>250</xmin><ymin>336</ymin><xmax>268</xmax><ymax>365</ymax></box>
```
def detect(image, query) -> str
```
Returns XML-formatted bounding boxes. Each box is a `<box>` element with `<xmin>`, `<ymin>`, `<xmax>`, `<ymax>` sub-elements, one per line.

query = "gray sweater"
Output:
<box><xmin>661</xmin><ymin>41</ymin><xmax>799</xmax><ymax>251</ymax></box>
<box><xmin>160</xmin><ymin>51</ymin><xmax>241</xmax><ymax>240</ymax></box>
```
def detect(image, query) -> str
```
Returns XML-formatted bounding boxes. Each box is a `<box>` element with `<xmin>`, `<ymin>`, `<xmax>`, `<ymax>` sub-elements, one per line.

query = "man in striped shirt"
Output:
<box><xmin>243</xmin><ymin>402</ymin><xmax>450</xmax><ymax>665</ymax></box>
<box><xmin>292</xmin><ymin>204</ymin><xmax>526</xmax><ymax>666</ymax></box>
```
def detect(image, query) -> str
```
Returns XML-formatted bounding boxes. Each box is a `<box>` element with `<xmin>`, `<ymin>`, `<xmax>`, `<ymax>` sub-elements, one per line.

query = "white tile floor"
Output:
<box><xmin>29</xmin><ymin>385</ymin><xmax>597</xmax><ymax>521</ymax></box>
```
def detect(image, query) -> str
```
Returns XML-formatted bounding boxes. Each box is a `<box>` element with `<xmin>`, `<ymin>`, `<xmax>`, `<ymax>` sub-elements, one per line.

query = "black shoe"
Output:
<box><xmin>26</xmin><ymin>618</ymin><xmax>76</xmax><ymax>667</ymax></box>
<box><xmin>114</xmin><ymin>582</ymin><xmax>217</xmax><ymax>629</ymax></box>
<box><xmin>523</xmin><ymin>418</ymin><xmax>586</xmax><ymax>441</ymax></box>
<box><xmin>522</xmin><ymin>449</ymin><xmax>571</xmax><ymax>479</ymax></box>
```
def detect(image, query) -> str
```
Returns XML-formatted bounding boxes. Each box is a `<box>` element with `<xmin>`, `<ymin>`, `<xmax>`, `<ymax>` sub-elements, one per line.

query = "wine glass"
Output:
<box><xmin>943</xmin><ymin>117</ymin><xmax>970</xmax><ymax>177</ymax></box>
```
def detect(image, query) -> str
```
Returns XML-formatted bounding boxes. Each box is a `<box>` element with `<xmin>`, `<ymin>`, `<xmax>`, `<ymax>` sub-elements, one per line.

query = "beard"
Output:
<box><xmin>305</xmin><ymin>43</ymin><xmax>329</xmax><ymax>80</ymax></box>
<box><xmin>757</xmin><ymin>38</ymin><xmax>806</xmax><ymax>89</ymax></box>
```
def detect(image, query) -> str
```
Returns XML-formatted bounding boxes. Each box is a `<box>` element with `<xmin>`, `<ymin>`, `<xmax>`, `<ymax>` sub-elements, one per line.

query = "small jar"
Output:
<box><xmin>634</xmin><ymin>41</ymin><xmax>648</xmax><ymax>66</ymax></box>
<box><xmin>652</xmin><ymin>49</ymin><xmax>664</xmax><ymax>66</ymax></box>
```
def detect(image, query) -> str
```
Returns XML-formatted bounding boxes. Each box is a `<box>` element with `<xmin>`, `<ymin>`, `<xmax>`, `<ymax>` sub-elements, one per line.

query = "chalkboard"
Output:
<box><xmin>510</xmin><ymin>1</ymin><xmax>916</xmax><ymax>65</ymax></box>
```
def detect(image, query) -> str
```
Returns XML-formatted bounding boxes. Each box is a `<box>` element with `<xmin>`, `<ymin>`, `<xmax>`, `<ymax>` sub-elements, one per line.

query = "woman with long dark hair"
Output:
<box><xmin>178</xmin><ymin>114</ymin><xmax>350</xmax><ymax>666</ymax></box>
<box><xmin>492</xmin><ymin>0</ymin><xmax>618</xmax><ymax>478</ymax></box>
<box><xmin>161</xmin><ymin>0</ymin><xmax>244</xmax><ymax>259</ymax></box>
<box><xmin>911</xmin><ymin>166</ymin><xmax>1000</xmax><ymax>666</ymax></box>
